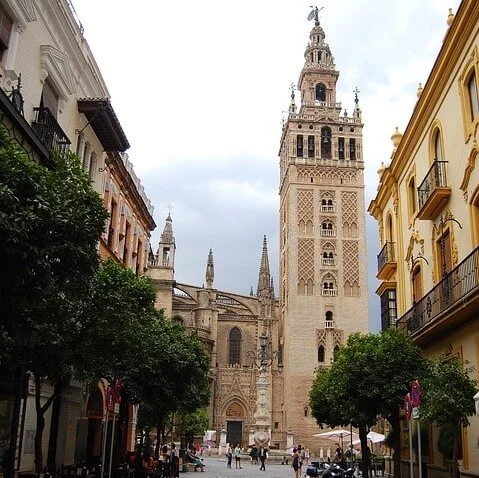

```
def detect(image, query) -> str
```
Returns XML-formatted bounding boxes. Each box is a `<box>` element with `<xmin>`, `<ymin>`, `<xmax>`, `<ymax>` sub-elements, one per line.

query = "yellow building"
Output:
<box><xmin>368</xmin><ymin>1</ymin><xmax>479</xmax><ymax>476</ymax></box>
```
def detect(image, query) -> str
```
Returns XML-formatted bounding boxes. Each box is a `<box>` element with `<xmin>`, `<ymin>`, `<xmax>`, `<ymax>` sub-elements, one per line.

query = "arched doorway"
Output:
<box><xmin>225</xmin><ymin>402</ymin><xmax>245</xmax><ymax>447</ymax></box>
<box><xmin>85</xmin><ymin>384</ymin><xmax>106</xmax><ymax>468</ymax></box>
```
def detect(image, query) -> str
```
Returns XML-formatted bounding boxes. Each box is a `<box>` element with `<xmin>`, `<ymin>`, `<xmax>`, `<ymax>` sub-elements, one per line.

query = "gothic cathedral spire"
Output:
<box><xmin>205</xmin><ymin>249</ymin><xmax>214</xmax><ymax>289</ymax></box>
<box><xmin>157</xmin><ymin>213</ymin><xmax>175</xmax><ymax>268</ymax></box>
<box><xmin>257</xmin><ymin>235</ymin><xmax>271</xmax><ymax>297</ymax></box>
<box><xmin>148</xmin><ymin>214</ymin><xmax>176</xmax><ymax>318</ymax></box>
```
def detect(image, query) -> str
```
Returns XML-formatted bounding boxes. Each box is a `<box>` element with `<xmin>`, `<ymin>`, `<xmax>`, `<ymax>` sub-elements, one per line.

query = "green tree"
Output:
<box><xmin>132</xmin><ymin>319</ymin><xmax>211</xmax><ymax>455</ymax></box>
<box><xmin>0</xmin><ymin>126</ymin><xmax>108</xmax><ymax>475</ymax></box>
<box><xmin>373</xmin><ymin>328</ymin><xmax>426</xmax><ymax>478</ymax></box>
<box><xmin>419</xmin><ymin>355</ymin><xmax>477</xmax><ymax>478</ymax></box>
<box><xmin>177</xmin><ymin>408</ymin><xmax>209</xmax><ymax>450</ymax></box>
<box><xmin>310</xmin><ymin>328</ymin><xmax>425</xmax><ymax>478</ymax></box>
<box><xmin>77</xmin><ymin>260</ymin><xmax>211</xmax><ymax>461</ymax></box>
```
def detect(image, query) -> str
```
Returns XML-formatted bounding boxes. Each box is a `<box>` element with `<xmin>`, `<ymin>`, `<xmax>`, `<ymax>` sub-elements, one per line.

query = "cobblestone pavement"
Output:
<box><xmin>192</xmin><ymin>456</ymin><xmax>299</xmax><ymax>478</ymax></box>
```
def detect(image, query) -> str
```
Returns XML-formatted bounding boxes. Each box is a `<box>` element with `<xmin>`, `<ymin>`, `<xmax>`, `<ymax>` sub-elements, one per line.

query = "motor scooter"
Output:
<box><xmin>320</xmin><ymin>463</ymin><xmax>355</xmax><ymax>478</ymax></box>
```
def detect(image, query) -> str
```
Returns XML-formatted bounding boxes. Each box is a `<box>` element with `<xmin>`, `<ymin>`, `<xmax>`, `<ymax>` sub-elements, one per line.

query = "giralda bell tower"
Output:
<box><xmin>278</xmin><ymin>8</ymin><xmax>369</xmax><ymax>446</ymax></box>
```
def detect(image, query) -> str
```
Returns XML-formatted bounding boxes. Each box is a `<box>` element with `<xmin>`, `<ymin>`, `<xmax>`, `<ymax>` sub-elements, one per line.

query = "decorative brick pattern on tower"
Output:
<box><xmin>278</xmin><ymin>13</ymin><xmax>369</xmax><ymax>448</ymax></box>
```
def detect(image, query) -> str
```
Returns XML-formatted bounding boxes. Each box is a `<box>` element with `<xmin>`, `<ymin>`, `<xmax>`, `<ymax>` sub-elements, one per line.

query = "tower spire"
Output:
<box><xmin>155</xmin><ymin>213</ymin><xmax>175</xmax><ymax>267</ymax></box>
<box><xmin>205</xmin><ymin>249</ymin><xmax>214</xmax><ymax>289</ymax></box>
<box><xmin>257</xmin><ymin>235</ymin><xmax>271</xmax><ymax>297</ymax></box>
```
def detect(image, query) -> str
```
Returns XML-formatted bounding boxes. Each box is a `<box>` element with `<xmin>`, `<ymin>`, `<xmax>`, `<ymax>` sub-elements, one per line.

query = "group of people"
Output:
<box><xmin>138</xmin><ymin>443</ymin><xmax>196</xmax><ymax>478</ymax></box>
<box><xmin>226</xmin><ymin>445</ymin><xmax>243</xmax><ymax>469</ymax></box>
<box><xmin>249</xmin><ymin>446</ymin><xmax>268</xmax><ymax>470</ymax></box>
<box><xmin>226</xmin><ymin>444</ymin><xmax>269</xmax><ymax>471</ymax></box>
<box><xmin>139</xmin><ymin>444</ymin><xmax>185</xmax><ymax>478</ymax></box>
<box><xmin>291</xmin><ymin>445</ymin><xmax>310</xmax><ymax>478</ymax></box>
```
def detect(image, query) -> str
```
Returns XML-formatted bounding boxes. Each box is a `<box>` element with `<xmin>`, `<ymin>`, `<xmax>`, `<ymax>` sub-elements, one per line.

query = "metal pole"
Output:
<box><xmin>101</xmin><ymin>411</ymin><xmax>108</xmax><ymax>478</ymax></box>
<box><xmin>417</xmin><ymin>420</ymin><xmax>422</xmax><ymax>478</ymax></box>
<box><xmin>108</xmin><ymin>412</ymin><xmax>117</xmax><ymax>478</ymax></box>
<box><xmin>408</xmin><ymin>418</ymin><xmax>414</xmax><ymax>478</ymax></box>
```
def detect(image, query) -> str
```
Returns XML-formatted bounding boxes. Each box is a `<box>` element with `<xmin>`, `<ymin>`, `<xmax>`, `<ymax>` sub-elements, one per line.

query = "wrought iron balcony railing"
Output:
<box><xmin>397</xmin><ymin>245</ymin><xmax>479</xmax><ymax>334</ymax></box>
<box><xmin>377</xmin><ymin>241</ymin><xmax>396</xmax><ymax>279</ymax></box>
<box><xmin>417</xmin><ymin>160</ymin><xmax>450</xmax><ymax>220</ymax></box>
<box><xmin>31</xmin><ymin>107</ymin><xmax>71</xmax><ymax>154</ymax></box>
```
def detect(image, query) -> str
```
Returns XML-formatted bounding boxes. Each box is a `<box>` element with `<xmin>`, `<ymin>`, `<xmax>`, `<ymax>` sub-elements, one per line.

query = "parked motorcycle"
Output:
<box><xmin>322</xmin><ymin>463</ymin><xmax>355</xmax><ymax>478</ymax></box>
<box><xmin>306</xmin><ymin>462</ymin><xmax>354</xmax><ymax>478</ymax></box>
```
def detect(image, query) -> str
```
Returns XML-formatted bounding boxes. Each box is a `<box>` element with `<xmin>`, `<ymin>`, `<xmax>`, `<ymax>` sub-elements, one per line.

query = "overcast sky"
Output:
<box><xmin>73</xmin><ymin>0</ymin><xmax>461</xmax><ymax>331</ymax></box>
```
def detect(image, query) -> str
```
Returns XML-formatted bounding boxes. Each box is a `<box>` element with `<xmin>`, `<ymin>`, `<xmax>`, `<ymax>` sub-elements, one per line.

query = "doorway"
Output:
<box><xmin>226</xmin><ymin>421</ymin><xmax>243</xmax><ymax>448</ymax></box>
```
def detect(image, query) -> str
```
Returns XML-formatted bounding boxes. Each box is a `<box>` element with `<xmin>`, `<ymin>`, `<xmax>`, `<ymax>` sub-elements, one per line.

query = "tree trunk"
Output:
<box><xmin>33</xmin><ymin>374</ymin><xmax>57</xmax><ymax>474</ymax></box>
<box><xmin>155</xmin><ymin>422</ymin><xmax>161</xmax><ymax>459</ymax></box>
<box><xmin>389</xmin><ymin>410</ymin><xmax>402</xmax><ymax>478</ymax></box>
<box><xmin>47</xmin><ymin>382</ymin><xmax>63</xmax><ymax>470</ymax></box>
<box><xmin>359</xmin><ymin>425</ymin><xmax>369</xmax><ymax>478</ymax></box>
<box><xmin>34</xmin><ymin>374</ymin><xmax>46</xmax><ymax>474</ymax></box>
<box><xmin>451</xmin><ymin>424</ymin><xmax>460</xmax><ymax>478</ymax></box>
<box><xmin>5</xmin><ymin>366</ymin><xmax>26</xmax><ymax>478</ymax></box>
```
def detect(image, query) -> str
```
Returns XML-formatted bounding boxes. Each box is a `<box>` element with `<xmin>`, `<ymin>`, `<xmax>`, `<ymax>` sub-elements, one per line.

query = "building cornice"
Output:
<box><xmin>387</xmin><ymin>0</ymin><xmax>479</xmax><ymax>183</ymax></box>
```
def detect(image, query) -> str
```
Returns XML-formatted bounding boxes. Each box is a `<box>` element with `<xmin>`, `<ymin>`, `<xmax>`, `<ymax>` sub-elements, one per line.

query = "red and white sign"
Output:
<box><xmin>411</xmin><ymin>380</ymin><xmax>421</xmax><ymax>407</ymax></box>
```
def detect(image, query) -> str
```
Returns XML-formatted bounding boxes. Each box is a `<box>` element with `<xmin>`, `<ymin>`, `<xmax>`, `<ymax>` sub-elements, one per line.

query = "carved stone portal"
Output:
<box><xmin>226</xmin><ymin>402</ymin><xmax>244</xmax><ymax>418</ymax></box>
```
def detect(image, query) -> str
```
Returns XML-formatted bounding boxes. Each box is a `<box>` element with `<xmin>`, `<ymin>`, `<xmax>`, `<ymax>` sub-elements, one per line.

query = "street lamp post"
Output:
<box><xmin>246</xmin><ymin>331</ymin><xmax>282</xmax><ymax>448</ymax></box>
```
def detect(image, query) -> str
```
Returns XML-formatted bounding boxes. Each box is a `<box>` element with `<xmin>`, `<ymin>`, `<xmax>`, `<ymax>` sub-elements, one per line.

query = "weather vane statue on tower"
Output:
<box><xmin>307</xmin><ymin>6</ymin><xmax>324</xmax><ymax>26</ymax></box>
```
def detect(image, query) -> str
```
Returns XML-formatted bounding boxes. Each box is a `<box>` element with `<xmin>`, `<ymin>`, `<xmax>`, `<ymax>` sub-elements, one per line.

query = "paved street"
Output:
<box><xmin>193</xmin><ymin>456</ymin><xmax>298</xmax><ymax>478</ymax></box>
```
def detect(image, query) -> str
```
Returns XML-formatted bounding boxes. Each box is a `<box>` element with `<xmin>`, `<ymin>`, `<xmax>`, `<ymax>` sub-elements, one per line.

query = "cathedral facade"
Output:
<box><xmin>149</xmin><ymin>12</ymin><xmax>369</xmax><ymax>452</ymax></box>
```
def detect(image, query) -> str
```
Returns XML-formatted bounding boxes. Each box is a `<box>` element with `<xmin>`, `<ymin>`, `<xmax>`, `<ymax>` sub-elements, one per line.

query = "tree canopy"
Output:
<box><xmin>309</xmin><ymin>328</ymin><xmax>425</xmax><ymax>478</ymax></box>
<box><xmin>420</xmin><ymin>354</ymin><xmax>477</xmax><ymax>478</ymax></box>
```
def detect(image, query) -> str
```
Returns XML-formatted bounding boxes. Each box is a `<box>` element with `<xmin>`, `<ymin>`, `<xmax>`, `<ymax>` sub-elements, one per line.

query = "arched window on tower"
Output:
<box><xmin>316</xmin><ymin>83</ymin><xmax>326</xmax><ymax>102</ymax></box>
<box><xmin>229</xmin><ymin>327</ymin><xmax>241</xmax><ymax>365</ymax></box>
<box><xmin>321</xmin><ymin>127</ymin><xmax>332</xmax><ymax>158</ymax></box>
<box><xmin>318</xmin><ymin>345</ymin><xmax>325</xmax><ymax>363</ymax></box>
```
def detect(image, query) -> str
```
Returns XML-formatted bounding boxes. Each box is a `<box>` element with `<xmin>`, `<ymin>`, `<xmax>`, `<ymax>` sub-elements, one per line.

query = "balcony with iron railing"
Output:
<box><xmin>31</xmin><ymin>107</ymin><xmax>71</xmax><ymax>154</ymax></box>
<box><xmin>325</xmin><ymin>320</ymin><xmax>335</xmax><ymax>329</ymax></box>
<box><xmin>396</xmin><ymin>246</ymin><xmax>479</xmax><ymax>343</ymax></box>
<box><xmin>417</xmin><ymin>160</ymin><xmax>451</xmax><ymax>220</ymax></box>
<box><xmin>377</xmin><ymin>242</ymin><xmax>396</xmax><ymax>280</ymax></box>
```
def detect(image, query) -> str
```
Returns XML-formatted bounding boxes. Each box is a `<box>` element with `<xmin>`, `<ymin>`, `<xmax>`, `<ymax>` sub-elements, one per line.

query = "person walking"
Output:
<box><xmin>304</xmin><ymin>448</ymin><xmax>310</xmax><ymax>466</ymax></box>
<box><xmin>292</xmin><ymin>447</ymin><xmax>301</xmax><ymax>478</ymax></box>
<box><xmin>226</xmin><ymin>446</ymin><xmax>233</xmax><ymax>468</ymax></box>
<box><xmin>259</xmin><ymin>446</ymin><xmax>267</xmax><ymax>471</ymax></box>
<box><xmin>234</xmin><ymin>445</ymin><xmax>242</xmax><ymax>469</ymax></box>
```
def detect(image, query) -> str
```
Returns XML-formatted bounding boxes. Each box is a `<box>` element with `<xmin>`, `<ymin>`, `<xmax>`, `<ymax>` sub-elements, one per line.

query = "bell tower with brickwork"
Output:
<box><xmin>278</xmin><ymin>11</ymin><xmax>369</xmax><ymax>446</ymax></box>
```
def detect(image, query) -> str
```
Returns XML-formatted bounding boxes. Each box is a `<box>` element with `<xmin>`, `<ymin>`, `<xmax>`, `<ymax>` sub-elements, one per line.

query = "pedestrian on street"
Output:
<box><xmin>259</xmin><ymin>446</ymin><xmax>267</xmax><ymax>471</ymax></box>
<box><xmin>226</xmin><ymin>446</ymin><xmax>233</xmax><ymax>468</ymax></box>
<box><xmin>234</xmin><ymin>445</ymin><xmax>242</xmax><ymax>469</ymax></box>
<box><xmin>292</xmin><ymin>447</ymin><xmax>300</xmax><ymax>478</ymax></box>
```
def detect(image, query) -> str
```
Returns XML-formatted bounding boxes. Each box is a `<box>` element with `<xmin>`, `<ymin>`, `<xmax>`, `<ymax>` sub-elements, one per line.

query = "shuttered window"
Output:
<box><xmin>0</xmin><ymin>5</ymin><xmax>13</xmax><ymax>55</ymax></box>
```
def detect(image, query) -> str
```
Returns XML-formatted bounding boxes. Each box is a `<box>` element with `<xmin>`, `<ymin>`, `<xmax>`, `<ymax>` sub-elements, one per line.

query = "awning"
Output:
<box><xmin>77</xmin><ymin>98</ymin><xmax>130</xmax><ymax>152</ymax></box>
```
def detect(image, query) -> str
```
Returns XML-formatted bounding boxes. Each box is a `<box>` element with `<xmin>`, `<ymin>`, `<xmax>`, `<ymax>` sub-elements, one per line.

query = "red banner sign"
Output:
<box><xmin>411</xmin><ymin>380</ymin><xmax>421</xmax><ymax>407</ymax></box>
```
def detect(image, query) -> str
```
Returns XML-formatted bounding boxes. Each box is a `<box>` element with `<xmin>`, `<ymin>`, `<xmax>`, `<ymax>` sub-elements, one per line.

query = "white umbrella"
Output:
<box><xmin>367</xmin><ymin>432</ymin><xmax>385</xmax><ymax>443</ymax></box>
<box><xmin>313</xmin><ymin>429</ymin><xmax>359</xmax><ymax>451</ymax></box>
<box><xmin>352</xmin><ymin>431</ymin><xmax>386</xmax><ymax>445</ymax></box>
<box><xmin>313</xmin><ymin>429</ymin><xmax>357</xmax><ymax>439</ymax></box>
